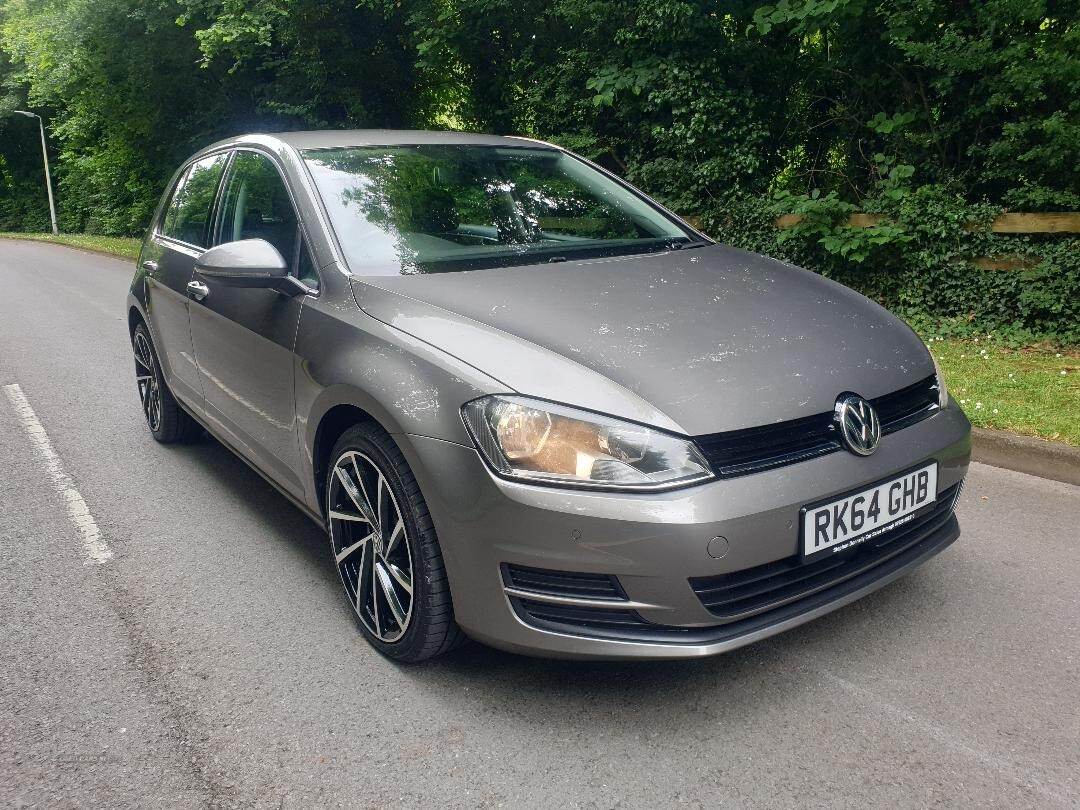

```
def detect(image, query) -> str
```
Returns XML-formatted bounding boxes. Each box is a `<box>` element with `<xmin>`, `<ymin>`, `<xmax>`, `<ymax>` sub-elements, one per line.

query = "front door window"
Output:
<box><xmin>217</xmin><ymin>152</ymin><xmax>299</xmax><ymax>268</ymax></box>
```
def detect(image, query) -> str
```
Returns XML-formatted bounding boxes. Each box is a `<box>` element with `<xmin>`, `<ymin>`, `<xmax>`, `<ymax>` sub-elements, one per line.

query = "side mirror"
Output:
<box><xmin>195</xmin><ymin>239</ymin><xmax>289</xmax><ymax>289</ymax></box>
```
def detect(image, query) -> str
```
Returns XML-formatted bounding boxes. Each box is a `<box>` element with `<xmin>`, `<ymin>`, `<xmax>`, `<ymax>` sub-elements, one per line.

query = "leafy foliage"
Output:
<box><xmin>0</xmin><ymin>0</ymin><xmax>1077</xmax><ymax>341</ymax></box>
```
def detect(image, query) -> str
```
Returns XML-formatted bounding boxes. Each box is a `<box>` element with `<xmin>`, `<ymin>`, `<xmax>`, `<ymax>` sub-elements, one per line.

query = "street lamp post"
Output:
<box><xmin>12</xmin><ymin>110</ymin><xmax>59</xmax><ymax>236</ymax></box>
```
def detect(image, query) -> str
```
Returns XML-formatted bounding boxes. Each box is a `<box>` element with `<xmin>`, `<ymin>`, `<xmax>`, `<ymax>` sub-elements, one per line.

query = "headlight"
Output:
<box><xmin>461</xmin><ymin>395</ymin><xmax>714</xmax><ymax>491</ymax></box>
<box><xmin>931</xmin><ymin>354</ymin><xmax>949</xmax><ymax>408</ymax></box>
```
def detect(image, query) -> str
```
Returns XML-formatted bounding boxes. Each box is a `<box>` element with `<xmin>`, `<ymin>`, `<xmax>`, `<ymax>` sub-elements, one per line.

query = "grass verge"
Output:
<box><xmin>927</xmin><ymin>338</ymin><xmax>1078</xmax><ymax>446</ymax></box>
<box><xmin>1</xmin><ymin>231</ymin><xmax>1075</xmax><ymax>446</ymax></box>
<box><xmin>0</xmin><ymin>231</ymin><xmax>141</xmax><ymax>260</ymax></box>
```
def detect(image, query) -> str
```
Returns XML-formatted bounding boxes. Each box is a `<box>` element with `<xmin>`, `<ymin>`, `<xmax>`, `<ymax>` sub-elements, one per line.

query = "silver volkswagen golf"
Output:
<box><xmin>127</xmin><ymin>131</ymin><xmax>970</xmax><ymax>661</ymax></box>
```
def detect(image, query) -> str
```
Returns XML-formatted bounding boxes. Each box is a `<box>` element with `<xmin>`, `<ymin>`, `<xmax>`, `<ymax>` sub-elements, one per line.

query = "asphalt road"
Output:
<box><xmin>1</xmin><ymin>239</ymin><xmax>1078</xmax><ymax>809</ymax></box>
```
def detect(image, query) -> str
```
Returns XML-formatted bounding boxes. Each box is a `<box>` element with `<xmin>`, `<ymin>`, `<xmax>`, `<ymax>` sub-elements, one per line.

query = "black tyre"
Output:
<box><xmin>326</xmin><ymin>422</ymin><xmax>465</xmax><ymax>662</ymax></box>
<box><xmin>132</xmin><ymin>322</ymin><xmax>202</xmax><ymax>444</ymax></box>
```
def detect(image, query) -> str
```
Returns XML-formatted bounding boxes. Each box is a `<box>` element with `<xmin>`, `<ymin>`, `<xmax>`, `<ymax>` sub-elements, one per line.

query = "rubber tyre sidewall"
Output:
<box><xmin>326</xmin><ymin>423</ymin><xmax>460</xmax><ymax>663</ymax></box>
<box><xmin>133</xmin><ymin>322</ymin><xmax>200</xmax><ymax>444</ymax></box>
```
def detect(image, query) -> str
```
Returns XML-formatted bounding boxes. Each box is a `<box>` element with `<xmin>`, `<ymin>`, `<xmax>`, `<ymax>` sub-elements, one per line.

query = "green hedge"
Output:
<box><xmin>699</xmin><ymin>188</ymin><xmax>1079</xmax><ymax>346</ymax></box>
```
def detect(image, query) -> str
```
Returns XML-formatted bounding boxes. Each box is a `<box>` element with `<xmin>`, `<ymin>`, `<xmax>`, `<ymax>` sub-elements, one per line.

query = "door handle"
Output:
<box><xmin>186</xmin><ymin>280</ymin><xmax>210</xmax><ymax>301</ymax></box>
<box><xmin>141</xmin><ymin>259</ymin><xmax>158</xmax><ymax>273</ymax></box>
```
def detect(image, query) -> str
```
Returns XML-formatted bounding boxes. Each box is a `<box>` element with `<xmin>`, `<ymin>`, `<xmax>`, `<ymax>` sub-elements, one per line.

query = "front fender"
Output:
<box><xmin>293</xmin><ymin>294</ymin><xmax>502</xmax><ymax>514</ymax></box>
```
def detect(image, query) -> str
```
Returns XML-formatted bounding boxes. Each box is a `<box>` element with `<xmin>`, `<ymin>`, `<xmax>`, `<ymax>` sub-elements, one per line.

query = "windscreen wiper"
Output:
<box><xmin>666</xmin><ymin>238</ymin><xmax>704</xmax><ymax>251</ymax></box>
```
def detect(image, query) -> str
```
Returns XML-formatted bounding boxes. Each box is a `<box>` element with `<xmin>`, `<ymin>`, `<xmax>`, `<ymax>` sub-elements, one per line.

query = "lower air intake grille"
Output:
<box><xmin>502</xmin><ymin>564</ymin><xmax>625</xmax><ymax>600</ymax></box>
<box><xmin>690</xmin><ymin>481</ymin><xmax>962</xmax><ymax>619</ymax></box>
<box><xmin>513</xmin><ymin>600</ymin><xmax>652</xmax><ymax>635</ymax></box>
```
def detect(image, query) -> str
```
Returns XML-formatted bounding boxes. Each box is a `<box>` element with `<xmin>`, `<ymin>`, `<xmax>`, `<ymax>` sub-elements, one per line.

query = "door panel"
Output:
<box><xmin>145</xmin><ymin>241</ymin><xmax>201</xmax><ymax>404</ymax></box>
<box><xmin>188</xmin><ymin>150</ymin><xmax>307</xmax><ymax>496</ymax></box>
<box><xmin>145</xmin><ymin>153</ymin><xmax>229</xmax><ymax>408</ymax></box>
<box><xmin>190</xmin><ymin>288</ymin><xmax>304</xmax><ymax>494</ymax></box>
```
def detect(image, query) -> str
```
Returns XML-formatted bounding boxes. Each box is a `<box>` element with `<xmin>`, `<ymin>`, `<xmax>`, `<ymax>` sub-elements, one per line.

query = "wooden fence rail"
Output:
<box><xmin>679</xmin><ymin>211</ymin><xmax>1080</xmax><ymax>271</ymax></box>
<box><xmin>772</xmin><ymin>212</ymin><xmax>1080</xmax><ymax>233</ymax></box>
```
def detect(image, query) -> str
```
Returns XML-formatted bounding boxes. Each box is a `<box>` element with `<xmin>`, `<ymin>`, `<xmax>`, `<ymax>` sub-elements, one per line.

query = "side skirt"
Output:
<box><xmin>175</xmin><ymin>398</ymin><xmax>327</xmax><ymax>530</ymax></box>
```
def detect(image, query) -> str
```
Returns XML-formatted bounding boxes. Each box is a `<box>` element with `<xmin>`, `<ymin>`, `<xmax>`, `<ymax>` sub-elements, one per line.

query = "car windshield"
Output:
<box><xmin>301</xmin><ymin>144</ymin><xmax>697</xmax><ymax>275</ymax></box>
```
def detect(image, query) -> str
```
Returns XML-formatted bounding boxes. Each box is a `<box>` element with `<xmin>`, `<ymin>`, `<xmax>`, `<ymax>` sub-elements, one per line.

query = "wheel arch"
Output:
<box><xmin>128</xmin><ymin>304</ymin><xmax>146</xmax><ymax>339</ymax></box>
<box><xmin>312</xmin><ymin>401</ymin><xmax>378</xmax><ymax>515</ymax></box>
<box><xmin>306</xmin><ymin>383</ymin><xmax>426</xmax><ymax>517</ymax></box>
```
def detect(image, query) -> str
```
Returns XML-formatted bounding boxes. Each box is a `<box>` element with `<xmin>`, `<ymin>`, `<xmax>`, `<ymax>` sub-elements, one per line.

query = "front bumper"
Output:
<box><xmin>398</xmin><ymin>401</ymin><xmax>971</xmax><ymax>660</ymax></box>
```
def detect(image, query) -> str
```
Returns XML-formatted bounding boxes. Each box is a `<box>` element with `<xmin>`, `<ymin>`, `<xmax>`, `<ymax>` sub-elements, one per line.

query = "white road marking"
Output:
<box><xmin>3</xmin><ymin>383</ymin><xmax>113</xmax><ymax>564</ymax></box>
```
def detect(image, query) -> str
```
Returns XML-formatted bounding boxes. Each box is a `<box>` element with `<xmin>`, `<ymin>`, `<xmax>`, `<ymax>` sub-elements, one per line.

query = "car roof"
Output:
<box><xmin>215</xmin><ymin>130</ymin><xmax>559</xmax><ymax>152</ymax></box>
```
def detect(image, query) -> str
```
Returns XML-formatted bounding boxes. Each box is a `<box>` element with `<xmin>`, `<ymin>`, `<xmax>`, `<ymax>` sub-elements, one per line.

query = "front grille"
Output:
<box><xmin>502</xmin><ymin>564</ymin><xmax>625</xmax><ymax>600</ymax></box>
<box><xmin>875</xmin><ymin>375</ymin><xmax>942</xmax><ymax>432</ymax></box>
<box><xmin>690</xmin><ymin>481</ymin><xmax>962</xmax><ymax>618</ymax></box>
<box><xmin>693</xmin><ymin>411</ymin><xmax>839</xmax><ymax>478</ymax></box>
<box><xmin>694</xmin><ymin>375</ymin><xmax>941</xmax><ymax>478</ymax></box>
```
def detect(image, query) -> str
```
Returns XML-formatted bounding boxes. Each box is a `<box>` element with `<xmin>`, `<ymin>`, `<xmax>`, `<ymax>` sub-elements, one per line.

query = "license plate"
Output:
<box><xmin>801</xmin><ymin>462</ymin><xmax>938</xmax><ymax>559</ymax></box>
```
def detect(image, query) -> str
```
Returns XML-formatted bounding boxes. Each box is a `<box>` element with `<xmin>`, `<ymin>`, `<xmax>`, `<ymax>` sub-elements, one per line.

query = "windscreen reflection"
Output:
<box><xmin>302</xmin><ymin>145</ymin><xmax>692</xmax><ymax>275</ymax></box>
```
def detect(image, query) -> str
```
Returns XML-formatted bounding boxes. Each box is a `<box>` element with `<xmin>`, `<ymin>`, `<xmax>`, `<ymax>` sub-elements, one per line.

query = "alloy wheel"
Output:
<box><xmin>133</xmin><ymin>331</ymin><xmax>162</xmax><ymax>432</ymax></box>
<box><xmin>327</xmin><ymin>450</ymin><xmax>414</xmax><ymax>643</ymax></box>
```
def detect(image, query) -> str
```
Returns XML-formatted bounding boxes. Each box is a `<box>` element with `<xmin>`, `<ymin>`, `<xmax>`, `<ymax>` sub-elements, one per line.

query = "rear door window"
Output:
<box><xmin>160</xmin><ymin>153</ymin><xmax>229</xmax><ymax>247</ymax></box>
